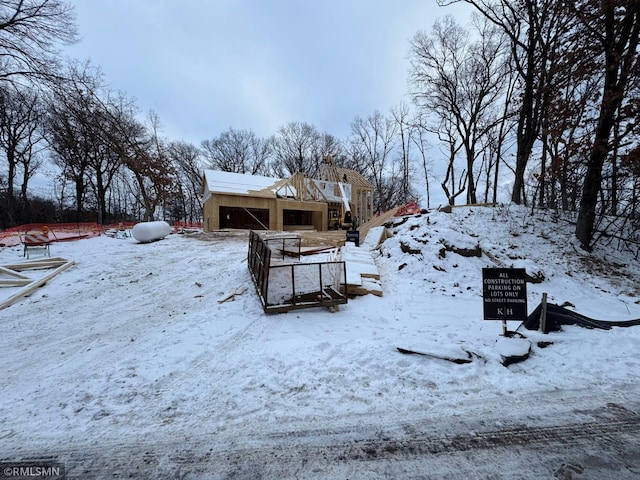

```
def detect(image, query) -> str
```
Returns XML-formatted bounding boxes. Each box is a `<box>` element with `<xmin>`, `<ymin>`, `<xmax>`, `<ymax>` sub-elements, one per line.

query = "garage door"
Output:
<box><xmin>220</xmin><ymin>206</ymin><xmax>269</xmax><ymax>229</ymax></box>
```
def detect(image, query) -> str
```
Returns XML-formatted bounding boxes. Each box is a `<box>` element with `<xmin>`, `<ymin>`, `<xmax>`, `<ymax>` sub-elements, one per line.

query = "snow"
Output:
<box><xmin>311</xmin><ymin>177</ymin><xmax>352</xmax><ymax>203</ymax></box>
<box><xmin>202</xmin><ymin>170</ymin><xmax>284</xmax><ymax>199</ymax></box>
<box><xmin>1</xmin><ymin>205</ymin><xmax>640</xmax><ymax>476</ymax></box>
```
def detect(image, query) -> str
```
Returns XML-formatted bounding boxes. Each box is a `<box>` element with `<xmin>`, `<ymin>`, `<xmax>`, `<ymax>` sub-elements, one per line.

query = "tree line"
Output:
<box><xmin>0</xmin><ymin>1</ymin><xmax>423</xmax><ymax>230</ymax></box>
<box><xmin>426</xmin><ymin>0</ymin><xmax>639</xmax><ymax>250</ymax></box>
<box><xmin>1</xmin><ymin>0</ymin><xmax>638</xmax><ymax>251</ymax></box>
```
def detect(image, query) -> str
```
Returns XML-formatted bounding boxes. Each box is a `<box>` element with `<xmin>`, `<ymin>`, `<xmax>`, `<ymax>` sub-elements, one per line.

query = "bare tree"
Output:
<box><xmin>168</xmin><ymin>140</ymin><xmax>204</xmax><ymax>223</ymax></box>
<box><xmin>46</xmin><ymin>63</ymin><xmax>176</xmax><ymax>224</ymax></box>
<box><xmin>45</xmin><ymin>63</ymin><xmax>99</xmax><ymax>222</ymax></box>
<box><xmin>537</xmin><ymin>22</ymin><xmax>600</xmax><ymax>213</ymax></box>
<box><xmin>391</xmin><ymin>102</ymin><xmax>418</xmax><ymax>204</ymax></box>
<box><xmin>88</xmin><ymin>93</ymin><xmax>132</xmax><ymax>224</ymax></box>
<box><xmin>0</xmin><ymin>85</ymin><xmax>46</xmax><ymax>223</ymax></box>
<box><xmin>201</xmin><ymin>128</ymin><xmax>271</xmax><ymax>175</ymax></box>
<box><xmin>272</xmin><ymin>121</ymin><xmax>322</xmax><ymax>177</ymax></box>
<box><xmin>573</xmin><ymin>0</ymin><xmax>640</xmax><ymax>249</ymax></box>
<box><xmin>317</xmin><ymin>132</ymin><xmax>345</xmax><ymax>168</ymax></box>
<box><xmin>409</xmin><ymin>15</ymin><xmax>508</xmax><ymax>205</ymax></box>
<box><xmin>440</xmin><ymin>0</ymin><xmax>565</xmax><ymax>205</ymax></box>
<box><xmin>348</xmin><ymin>111</ymin><xmax>399</xmax><ymax>212</ymax></box>
<box><xmin>45</xmin><ymin>62</ymin><xmax>127</xmax><ymax>224</ymax></box>
<box><xmin>0</xmin><ymin>0</ymin><xmax>77</xmax><ymax>84</ymax></box>
<box><xmin>437</xmin><ymin>111</ymin><xmax>466</xmax><ymax>205</ymax></box>
<box><xmin>113</xmin><ymin>111</ymin><xmax>178</xmax><ymax>222</ymax></box>
<box><xmin>410</xmin><ymin>116</ymin><xmax>434</xmax><ymax>208</ymax></box>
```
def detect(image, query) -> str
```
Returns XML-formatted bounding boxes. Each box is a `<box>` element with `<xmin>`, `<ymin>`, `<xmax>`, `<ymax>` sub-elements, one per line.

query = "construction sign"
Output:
<box><xmin>346</xmin><ymin>230</ymin><xmax>360</xmax><ymax>247</ymax></box>
<box><xmin>482</xmin><ymin>268</ymin><xmax>528</xmax><ymax>321</ymax></box>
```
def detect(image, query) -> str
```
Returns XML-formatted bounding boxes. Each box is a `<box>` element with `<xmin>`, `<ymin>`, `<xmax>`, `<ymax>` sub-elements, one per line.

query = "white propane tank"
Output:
<box><xmin>131</xmin><ymin>221</ymin><xmax>172</xmax><ymax>243</ymax></box>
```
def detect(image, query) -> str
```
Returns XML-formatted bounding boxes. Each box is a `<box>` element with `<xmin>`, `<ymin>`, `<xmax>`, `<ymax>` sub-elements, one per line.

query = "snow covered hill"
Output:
<box><xmin>379</xmin><ymin>203</ymin><xmax>639</xmax><ymax>310</ymax></box>
<box><xmin>1</xmin><ymin>205</ymin><xmax>639</xmax><ymax>478</ymax></box>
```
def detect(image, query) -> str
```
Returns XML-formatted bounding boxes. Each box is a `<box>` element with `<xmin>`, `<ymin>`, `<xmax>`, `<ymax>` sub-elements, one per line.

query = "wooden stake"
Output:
<box><xmin>541</xmin><ymin>292</ymin><xmax>548</xmax><ymax>334</ymax></box>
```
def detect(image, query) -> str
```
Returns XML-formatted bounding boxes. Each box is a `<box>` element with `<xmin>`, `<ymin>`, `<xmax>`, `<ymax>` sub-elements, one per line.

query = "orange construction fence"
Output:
<box><xmin>394</xmin><ymin>200</ymin><xmax>422</xmax><ymax>217</ymax></box>
<box><xmin>0</xmin><ymin>221</ymin><xmax>204</xmax><ymax>247</ymax></box>
<box><xmin>173</xmin><ymin>221</ymin><xmax>203</xmax><ymax>230</ymax></box>
<box><xmin>0</xmin><ymin>223</ymin><xmax>103</xmax><ymax>247</ymax></box>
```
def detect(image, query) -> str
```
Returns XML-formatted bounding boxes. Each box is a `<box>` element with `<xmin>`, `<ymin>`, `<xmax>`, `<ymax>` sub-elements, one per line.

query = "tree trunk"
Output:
<box><xmin>511</xmin><ymin>103</ymin><xmax>536</xmax><ymax>205</ymax></box>
<box><xmin>575</xmin><ymin>3</ymin><xmax>640</xmax><ymax>249</ymax></box>
<box><xmin>575</xmin><ymin>149</ymin><xmax>607</xmax><ymax>249</ymax></box>
<box><xmin>466</xmin><ymin>152</ymin><xmax>477</xmax><ymax>204</ymax></box>
<box><xmin>511</xmin><ymin>2</ymin><xmax>540</xmax><ymax>205</ymax></box>
<box><xmin>74</xmin><ymin>180</ymin><xmax>84</xmax><ymax>223</ymax></box>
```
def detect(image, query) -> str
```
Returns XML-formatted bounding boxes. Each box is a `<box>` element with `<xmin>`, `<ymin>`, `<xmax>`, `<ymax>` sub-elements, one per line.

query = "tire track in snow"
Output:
<box><xmin>14</xmin><ymin>406</ymin><xmax>639</xmax><ymax>479</ymax></box>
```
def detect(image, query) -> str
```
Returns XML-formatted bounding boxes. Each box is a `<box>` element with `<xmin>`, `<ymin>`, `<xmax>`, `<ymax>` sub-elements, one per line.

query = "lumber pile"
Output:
<box><xmin>263</xmin><ymin>233</ymin><xmax>383</xmax><ymax>298</ymax></box>
<box><xmin>341</xmin><ymin>243</ymin><xmax>383</xmax><ymax>297</ymax></box>
<box><xmin>358</xmin><ymin>206</ymin><xmax>402</xmax><ymax>243</ymax></box>
<box><xmin>297</xmin><ymin>230</ymin><xmax>346</xmax><ymax>248</ymax></box>
<box><xmin>357</xmin><ymin>201</ymin><xmax>422</xmax><ymax>243</ymax></box>
<box><xmin>260</xmin><ymin>202</ymin><xmax>428</xmax><ymax>299</ymax></box>
<box><xmin>0</xmin><ymin>257</ymin><xmax>75</xmax><ymax>311</ymax></box>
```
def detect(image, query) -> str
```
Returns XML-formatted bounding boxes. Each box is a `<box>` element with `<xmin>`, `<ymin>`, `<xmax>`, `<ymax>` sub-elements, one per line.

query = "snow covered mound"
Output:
<box><xmin>377</xmin><ymin>204</ymin><xmax>640</xmax><ymax>307</ymax></box>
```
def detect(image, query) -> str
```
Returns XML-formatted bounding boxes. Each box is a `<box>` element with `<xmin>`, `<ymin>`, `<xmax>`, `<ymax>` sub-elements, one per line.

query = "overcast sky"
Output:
<box><xmin>65</xmin><ymin>1</ymin><xmax>472</xmax><ymax>146</ymax></box>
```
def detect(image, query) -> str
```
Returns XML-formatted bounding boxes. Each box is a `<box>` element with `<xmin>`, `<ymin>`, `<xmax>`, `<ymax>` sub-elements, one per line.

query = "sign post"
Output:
<box><xmin>482</xmin><ymin>268</ymin><xmax>528</xmax><ymax>335</ymax></box>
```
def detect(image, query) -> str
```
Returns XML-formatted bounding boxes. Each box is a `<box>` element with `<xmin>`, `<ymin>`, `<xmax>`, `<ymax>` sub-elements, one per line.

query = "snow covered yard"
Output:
<box><xmin>1</xmin><ymin>205</ymin><xmax>639</xmax><ymax>477</ymax></box>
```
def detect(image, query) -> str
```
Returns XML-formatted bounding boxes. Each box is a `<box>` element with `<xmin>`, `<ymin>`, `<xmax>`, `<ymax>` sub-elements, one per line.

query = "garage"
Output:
<box><xmin>282</xmin><ymin>209</ymin><xmax>313</xmax><ymax>230</ymax></box>
<box><xmin>219</xmin><ymin>206</ymin><xmax>269</xmax><ymax>230</ymax></box>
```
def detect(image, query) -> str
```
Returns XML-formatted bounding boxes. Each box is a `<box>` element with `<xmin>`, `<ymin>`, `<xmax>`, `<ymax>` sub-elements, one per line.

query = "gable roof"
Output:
<box><xmin>317</xmin><ymin>165</ymin><xmax>373</xmax><ymax>189</ymax></box>
<box><xmin>203</xmin><ymin>170</ymin><xmax>282</xmax><ymax>196</ymax></box>
<box><xmin>202</xmin><ymin>169</ymin><xmax>367</xmax><ymax>205</ymax></box>
<box><xmin>202</xmin><ymin>170</ymin><xmax>303</xmax><ymax>204</ymax></box>
<box><xmin>336</xmin><ymin>167</ymin><xmax>373</xmax><ymax>189</ymax></box>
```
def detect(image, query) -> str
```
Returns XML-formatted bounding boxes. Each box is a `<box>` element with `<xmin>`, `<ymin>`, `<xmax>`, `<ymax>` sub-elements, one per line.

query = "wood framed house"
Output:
<box><xmin>316</xmin><ymin>166</ymin><xmax>374</xmax><ymax>227</ymax></box>
<box><xmin>201</xmin><ymin>169</ymin><xmax>374</xmax><ymax>232</ymax></box>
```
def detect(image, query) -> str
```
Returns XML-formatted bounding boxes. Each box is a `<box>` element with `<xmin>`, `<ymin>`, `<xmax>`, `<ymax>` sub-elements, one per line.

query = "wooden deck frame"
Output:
<box><xmin>0</xmin><ymin>258</ymin><xmax>75</xmax><ymax>311</ymax></box>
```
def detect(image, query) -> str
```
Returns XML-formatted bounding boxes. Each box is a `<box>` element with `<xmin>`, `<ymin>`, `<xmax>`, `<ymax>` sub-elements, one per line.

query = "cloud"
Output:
<box><xmin>66</xmin><ymin>0</ymin><xmax>473</xmax><ymax>144</ymax></box>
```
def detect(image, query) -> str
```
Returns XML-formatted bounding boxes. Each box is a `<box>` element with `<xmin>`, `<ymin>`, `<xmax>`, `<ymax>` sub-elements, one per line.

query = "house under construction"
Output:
<box><xmin>201</xmin><ymin>167</ymin><xmax>374</xmax><ymax>232</ymax></box>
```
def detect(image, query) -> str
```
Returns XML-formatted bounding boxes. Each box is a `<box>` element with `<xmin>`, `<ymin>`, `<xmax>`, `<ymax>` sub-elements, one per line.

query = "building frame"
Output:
<box><xmin>202</xmin><ymin>169</ymin><xmax>374</xmax><ymax>232</ymax></box>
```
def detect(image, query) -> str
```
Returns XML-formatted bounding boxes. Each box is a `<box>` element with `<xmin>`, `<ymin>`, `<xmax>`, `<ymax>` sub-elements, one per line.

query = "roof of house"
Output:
<box><xmin>317</xmin><ymin>165</ymin><xmax>374</xmax><ymax>189</ymax></box>
<box><xmin>203</xmin><ymin>170</ymin><xmax>283</xmax><ymax>197</ymax></box>
<box><xmin>202</xmin><ymin>169</ymin><xmax>365</xmax><ymax>204</ymax></box>
<box><xmin>336</xmin><ymin>167</ymin><xmax>373</xmax><ymax>189</ymax></box>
